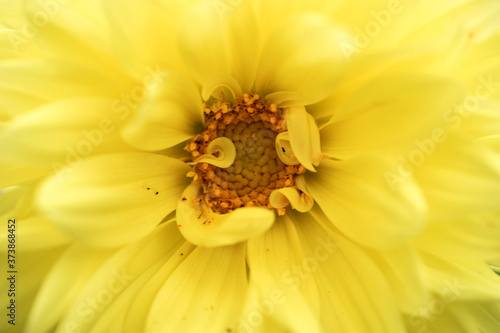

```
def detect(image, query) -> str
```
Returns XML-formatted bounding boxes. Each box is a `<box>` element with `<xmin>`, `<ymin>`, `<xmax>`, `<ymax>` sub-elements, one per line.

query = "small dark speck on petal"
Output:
<box><xmin>155</xmin><ymin>192</ymin><xmax>159</xmax><ymax>195</ymax></box>
<box><xmin>182</xmin><ymin>197</ymin><xmax>187</xmax><ymax>201</ymax></box>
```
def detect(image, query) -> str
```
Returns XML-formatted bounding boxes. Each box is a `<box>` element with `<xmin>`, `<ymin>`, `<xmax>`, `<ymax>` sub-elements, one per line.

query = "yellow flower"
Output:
<box><xmin>1</xmin><ymin>0</ymin><xmax>500</xmax><ymax>332</ymax></box>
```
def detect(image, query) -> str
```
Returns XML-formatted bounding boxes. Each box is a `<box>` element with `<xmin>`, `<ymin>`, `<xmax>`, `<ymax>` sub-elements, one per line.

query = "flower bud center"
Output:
<box><xmin>188</xmin><ymin>94</ymin><xmax>305</xmax><ymax>214</ymax></box>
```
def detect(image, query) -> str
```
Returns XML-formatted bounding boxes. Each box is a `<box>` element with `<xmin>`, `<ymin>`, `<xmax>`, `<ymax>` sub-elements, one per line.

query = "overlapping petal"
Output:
<box><xmin>306</xmin><ymin>156</ymin><xmax>426</xmax><ymax>248</ymax></box>
<box><xmin>147</xmin><ymin>244</ymin><xmax>248</xmax><ymax>333</ymax></box>
<box><xmin>292</xmin><ymin>208</ymin><xmax>407</xmax><ymax>332</ymax></box>
<box><xmin>0</xmin><ymin>59</ymin><xmax>128</xmax><ymax>116</ymax></box>
<box><xmin>0</xmin><ymin>98</ymin><xmax>131</xmax><ymax>166</ymax></box>
<box><xmin>176</xmin><ymin>0</ymin><xmax>259</xmax><ymax>92</ymax></box>
<box><xmin>256</xmin><ymin>13</ymin><xmax>351</xmax><ymax>107</ymax></box>
<box><xmin>414</xmin><ymin>135</ymin><xmax>500</xmax><ymax>221</ymax></box>
<box><xmin>121</xmin><ymin>71</ymin><xmax>204</xmax><ymax>151</ymax></box>
<box><xmin>176</xmin><ymin>183</ymin><xmax>274</xmax><ymax>247</ymax></box>
<box><xmin>101</xmin><ymin>0</ymin><xmax>185</xmax><ymax>80</ymax></box>
<box><xmin>53</xmin><ymin>222</ymin><xmax>188</xmax><ymax>333</ymax></box>
<box><xmin>25</xmin><ymin>245</ymin><xmax>116</xmax><ymax>333</ymax></box>
<box><xmin>37</xmin><ymin>153</ymin><xmax>191</xmax><ymax>247</ymax></box>
<box><xmin>246</xmin><ymin>215</ymin><xmax>322</xmax><ymax>333</ymax></box>
<box><xmin>319</xmin><ymin>74</ymin><xmax>463</xmax><ymax>160</ymax></box>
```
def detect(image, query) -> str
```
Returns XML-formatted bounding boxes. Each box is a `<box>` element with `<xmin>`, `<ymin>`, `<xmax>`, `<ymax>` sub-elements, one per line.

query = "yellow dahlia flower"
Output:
<box><xmin>2</xmin><ymin>0</ymin><xmax>500</xmax><ymax>332</ymax></box>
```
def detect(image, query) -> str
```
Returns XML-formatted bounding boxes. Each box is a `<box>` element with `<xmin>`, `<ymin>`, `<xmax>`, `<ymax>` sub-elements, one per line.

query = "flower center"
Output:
<box><xmin>187</xmin><ymin>94</ymin><xmax>306</xmax><ymax>215</ymax></box>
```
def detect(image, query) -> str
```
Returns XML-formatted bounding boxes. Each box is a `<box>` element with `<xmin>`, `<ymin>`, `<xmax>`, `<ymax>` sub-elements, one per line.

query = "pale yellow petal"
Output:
<box><xmin>405</xmin><ymin>301</ymin><xmax>500</xmax><ymax>333</ymax></box>
<box><xmin>367</xmin><ymin>245</ymin><xmax>431</xmax><ymax>314</ymax></box>
<box><xmin>176</xmin><ymin>183</ymin><xmax>275</xmax><ymax>247</ymax></box>
<box><xmin>0</xmin><ymin>98</ymin><xmax>132</xmax><ymax>166</ymax></box>
<box><xmin>0</xmin><ymin>246</ymin><xmax>67</xmax><ymax>331</ymax></box>
<box><xmin>305</xmin><ymin>156</ymin><xmax>426</xmax><ymax>248</ymax></box>
<box><xmin>0</xmin><ymin>59</ymin><xmax>127</xmax><ymax>116</ymax></box>
<box><xmin>0</xmin><ymin>1</ymin><xmax>42</xmax><ymax>59</ymax></box>
<box><xmin>420</xmin><ymin>253</ymin><xmax>500</xmax><ymax>302</ymax></box>
<box><xmin>121</xmin><ymin>242</ymin><xmax>195</xmax><ymax>333</ymax></box>
<box><xmin>74</xmin><ymin>228</ymin><xmax>194</xmax><ymax>333</ymax></box>
<box><xmin>414</xmin><ymin>136</ymin><xmax>500</xmax><ymax>221</ymax></box>
<box><xmin>0</xmin><ymin>183</ymin><xmax>70</xmax><ymax>252</ymax></box>
<box><xmin>0</xmin><ymin>185</ymin><xmax>25</xmax><ymax>215</ymax></box>
<box><xmin>201</xmin><ymin>75</ymin><xmax>243</xmax><ymax>103</ymax></box>
<box><xmin>255</xmin><ymin>13</ymin><xmax>351</xmax><ymax>106</ymax></box>
<box><xmin>20</xmin><ymin>0</ymin><xmax>121</xmax><ymax>74</ymax></box>
<box><xmin>246</xmin><ymin>214</ymin><xmax>322</xmax><ymax>333</ymax></box>
<box><xmin>417</xmin><ymin>212</ymin><xmax>500</xmax><ymax>262</ymax></box>
<box><xmin>286</xmin><ymin>106</ymin><xmax>322</xmax><ymax>171</ymax></box>
<box><xmin>25</xmin><ymin>245</ymin><xmax>116</xmax><ymax>333</ymax></box>
<box><xmin>38</xmin><ymin>153</ymin><xmax>191</xmax><ymax>247</ymax></box>
<box><xmin>53</xmin><ymin>223</ymin><xmax>186</xmax><ymax>333</ymax></box>
<box><xmin>176</xmin><ymin>0</ymin><xmax>259</xmax><ymax>92</ymax></box>
<box><xmin>101</xmin><ymin>0</ymin><xmax>185</xmax><ymax>80</ymax></box>
<box><xmin>147</xmin><ymin>244</ymin><xmax>248</xmax><ymax>333</ymax></box>
<box><xmin>291</xmin><ymin>208</ymin><xmax>407</xmax><ymax>332</ymax></box>
<box><xmin>0</xmin><ymin>162</ymin><xmax>49</xmax><ymax>189</ymax></box>
<box><xmin>320</xmin><ymin>74</ymin><xmax>463</xmax><ymax>159</ymax></box>
<box><xmin>192</xmin><ymin>137</ymin><xmax>236</xmax><ymax>168</ymax></box>
<box><xmin>121</xmin><ymin>71</ymin><xmax>204</xmax><ymax>151</ymax></box>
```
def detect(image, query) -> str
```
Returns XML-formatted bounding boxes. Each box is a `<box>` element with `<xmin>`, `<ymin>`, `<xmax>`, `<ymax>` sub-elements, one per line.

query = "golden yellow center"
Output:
<box><xmin>188</xmin><ymin>94</ymin><xmax>305</xmax><ymax>214</ymax></box>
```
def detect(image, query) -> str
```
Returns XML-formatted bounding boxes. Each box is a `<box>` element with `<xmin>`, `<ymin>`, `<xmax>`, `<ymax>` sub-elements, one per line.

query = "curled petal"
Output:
<box><xmin>269</xmin><ymin>185</ymin><xmax>313</xmax><ymax>214</ymax></box>
<box><xmin>275</xmin><ymin>132</ymin><xmax>299</xmax><ymax>165</ymax></box>
<box><xmin>265</xmin><ymin>91</ymin><xmax>307</xmax><ymax>108</ymax></box>
<box><xmin>192</xmin><ymin>137</ymin><xmax>236</xmax><ymax>168</ymax></box>
<box><xmin>286</xmin><ymin>106</ymin><xmax>322</xmax><ymax>171</ymax></box>
<box><xmin>176</xmin><ymin>183</ymin><xmax>275</xmax><ymax>247</ymax></box>
<box><xmin>201</xmin><ymin>75</ymin><xmax>243</xmax><ymax>103</ymax></box>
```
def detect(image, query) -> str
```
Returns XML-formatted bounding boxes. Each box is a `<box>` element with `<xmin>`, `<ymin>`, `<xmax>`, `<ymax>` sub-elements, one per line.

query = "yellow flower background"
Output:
<box><xmin>1</xmin><ymin>0</ymin><xmax>500</xmax><ymax>332</ymax></box>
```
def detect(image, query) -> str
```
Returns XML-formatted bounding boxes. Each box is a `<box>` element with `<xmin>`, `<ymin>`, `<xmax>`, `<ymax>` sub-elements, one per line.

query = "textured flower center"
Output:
<box><xmin>188</xmin><ymin>94</ymin><xmax>306</xmax><ymax>214</ymax></box>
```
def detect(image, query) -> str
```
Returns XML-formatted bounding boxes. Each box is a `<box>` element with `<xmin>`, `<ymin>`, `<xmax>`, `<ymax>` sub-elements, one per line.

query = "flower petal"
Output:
<box><xmin>405</xmin><ymin>301</ymin><xmax>500</xmax><ymax>333</ymax></box>
<box><xmin>256</xmin><ymin>13</ymin><xmax>351</xmax><ymax>106</ymax></box>
<box><xmin>121</xmin><ymin>71</ymin><xmax>204</xmax><ymax>151</ymax></box>
<box><xmin>54</xmin><ymin>222</ymin><xmax>187</xmax><ymax>333</ymax></box>
<box><xmin>319</xmin><ymin>74</ymin><xmax>463</xmax><ymax>159</ymax></box>
<box><xmin>0</xmin><ymin>246</ymin><xmax>67</xmax><ymax>331</ymax></box>
<box><xmin>192</xmin><ymin>137</ymin><xmax>236</xmax><ymax>168</ymax></box>
<box><xmin>147</xmin><ymin>244</ymin><xmax>248</xmax><ymax>333</ymax></box>
<box><xmin>101</xmin><ymin>0</ymin><xmax>185</xmax><ymax>79</ymax></box>
<box><xmin>37</xmin><ymin>152</ymin><xmax>191</xmax><ymax>247</ymax></box>
<box><xmin>0</xmin><ymin>98</ymin><xmax>131</xmax><ymax>166</ymax></box>
<box><xmin>0</xmin><ymin>162</ymin><xmax>49</xmax><ymax>189</ymax></box>
<box><xmin>1</xmin><ymin>183</ymin><xmax>70</xmax><ymax>252</ymax></box>
<box><xmin>414</xmin><ymin>136</ymin><xmax>500</xmax><ymax>221</ymax></box>
<box><xmin>305</xmin><ymin>156</ymin><xmax>427</xmax><ymax>248</ymax></box>
<box><xmin>176</xmin><ymin>183</ymin><xmax>275</xmax><ymax>247</ymax></box>
<box><xmin>366</xmin><ymin>245</ymin><xmax>431</xmax><ymax>314</ymax></box>
<box><xmin>269</xmin><ymin>176</ymin><xmax>314</xmax><ymax>213</ymax></box>
<box><xmin>286</xmin><ymin>106</ymin><xmax>322</xmax><ymax>170</ymax></box>
<box><xmin>296</xmin><ymin>208</ymin><xmax>408</xmax><ymax>332</ymax></box>
<box><xmin>176</xmin><ymin>1</ymin><xmax>259</xmax><ymax>92</ymax></box>
<box><xmin>20</xmin><ymin>0</ymin><xmax>120</xmax><ymax>72</ymax></box>
<box><xmin>246</xmin><ymin>214</ymin><xmax>322</xmax><ymax>333</ymax></box>
<box><xmin>69</xmin><ymin>229</ymin><xmax>194</xmax><ymax>333</ymax></box>
<box><xmin>25</xmin><ymin>245</ymin><xmax>116</xmax><ymax>333</ymax></box>
<box><xmin>201</xmin><ymin>75</ymin><xmax>243</xmax><ymax>103</ymax></box>
<box><xmin>0</xmin><ymin>58</ymin><xmax>127</xmax><ymax>116</ymax></box>
<box><xmin>417</xmin><ymin>212</ymin><xmax>500</xmax><ymax>262</ymax></box>
<box><xmin>420</xmin><ymin>253</ymin><xmax>500</xmax><ymax>302</ymax></box>
<box><xmin>269</xmin><ymin>187</ymin><xmax>314</xmax><ymax>213</ymax></box>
